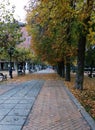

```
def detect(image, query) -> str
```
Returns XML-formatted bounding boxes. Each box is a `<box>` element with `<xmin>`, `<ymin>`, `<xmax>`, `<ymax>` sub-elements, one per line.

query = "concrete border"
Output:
<box><xmin>63</xmin><ymin>85</ymin><xmax>95</xmax><ymax>130</ymax></box>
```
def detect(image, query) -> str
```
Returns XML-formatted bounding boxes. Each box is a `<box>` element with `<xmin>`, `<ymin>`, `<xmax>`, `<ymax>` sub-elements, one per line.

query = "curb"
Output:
<box><xmin>63</xmin><ymin>85</ymin><xmax>95</xmax><ymax>130</ymax></box>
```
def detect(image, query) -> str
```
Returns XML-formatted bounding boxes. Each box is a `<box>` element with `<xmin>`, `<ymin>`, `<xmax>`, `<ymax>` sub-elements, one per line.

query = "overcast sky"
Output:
<box><xmin>9</xmin><ymin>0</ymin><xmax>29</xmax><ymax>22</ymax></box>
<box><xmin>0</xmin><ymin>0</ymin><xmax>30</xmax><ymax>22</ymax></box>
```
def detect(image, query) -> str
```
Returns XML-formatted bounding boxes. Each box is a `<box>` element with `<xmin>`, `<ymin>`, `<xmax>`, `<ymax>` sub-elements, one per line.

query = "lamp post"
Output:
<box><xmin>8</xmin><ymin>47</ymin><xmax>14</xmax><ymax>78</ymax></box>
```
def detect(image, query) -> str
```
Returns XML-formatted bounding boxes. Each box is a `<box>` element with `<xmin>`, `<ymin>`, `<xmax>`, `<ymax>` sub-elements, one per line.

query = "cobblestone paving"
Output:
<box><xmin>22</xmin><ymin>80</ymin><xmax>92</xmax><ymax>130</ymax></box>
<box><xmin>0</xmin><ymin>80</ymin><xmax>44</xmax><ymax>130</ymax></box>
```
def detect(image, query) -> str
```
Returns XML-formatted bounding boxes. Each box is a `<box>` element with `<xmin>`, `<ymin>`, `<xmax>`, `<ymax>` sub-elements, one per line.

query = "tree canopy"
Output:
<box><xmin>26</xmin><ymin>0</ymin><xmax>78</xmax><ymax>64</ymax></box>
<box><xmin>26</xmin><ymin>0</ymin><xmax>95</xmax><ymax>89</ymax></box>
<box><xmin>0</xmin><ymin>0</ymin><xmax>23</xmax><ymax>60</ymax></box>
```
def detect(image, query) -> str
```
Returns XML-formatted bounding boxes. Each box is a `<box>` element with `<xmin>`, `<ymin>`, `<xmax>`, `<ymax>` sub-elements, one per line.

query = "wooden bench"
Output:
<box><xmin>0</xmin><ymin>73</ymin><xmax>7</xmax><ymax>81</ymax></box>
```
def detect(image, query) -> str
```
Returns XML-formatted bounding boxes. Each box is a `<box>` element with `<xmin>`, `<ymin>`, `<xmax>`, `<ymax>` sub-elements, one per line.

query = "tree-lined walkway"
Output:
<box><xmin>0</xmin><ymin>71</ymin><xmax>95</xmax><ymax>130</ymax></box>
<box><xmin>22</xmin><ymin>80</ymin><xmax>94</xmax><ymax>130</ymax></box>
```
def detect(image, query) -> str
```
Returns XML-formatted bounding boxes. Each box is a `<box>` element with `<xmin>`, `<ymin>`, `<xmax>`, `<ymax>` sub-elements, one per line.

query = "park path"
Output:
<box><xmin>0</xmin><ymin>80</ymin><xmax>44</xmax><ymax>130</ymax></box>
<box><xmin>0</xmin><ymin>69</ymin><xmax>95</xmax><ymax>130</ymax></box>
<box><xmin>22</xmin><ymin>80</ymin><xmax>94</xmax><ymax>130</ymax></box>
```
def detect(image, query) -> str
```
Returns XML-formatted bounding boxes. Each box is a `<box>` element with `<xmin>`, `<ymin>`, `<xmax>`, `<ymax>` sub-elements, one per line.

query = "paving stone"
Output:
<box><xmin>24</xmin><ymin>96</ymin><xmax>36</xmax><ymax>100</ymax></box>
<box><xmin>9</xmin><ymin>97</ymin><xmax>23</xmax><ymax>100</ymax></box>
<box><xmin>0</xmin><ymin>109</ymin><xmax>11</xmax><ymax>116</ymax></box>
<box><xmin>0</xmin><ymin>125</ymin><xmax>22</xmax><ymax>130</ymax></box>
<box><xmin>4</xmin><ymin>100</ymin><xmax>20</xmax><ymax>104</ymax></box>
<box><xmin>0</xmin><ymin>116</ymin><xmax>26</xmax><ymax>125</ymax></box>
<box><xmin>0</xmin><ymin>80</ymin><xmax>44</xmax><ymax>129</ymax></box>
<box><xmin>0</xmin><ymin>100</ymin><xmax>5</xmax><ymax>104</ymax></box>
<box><xmin>8</xmin><ymin>108</ymin><xmax>30</xmax><ymax>116</ymax></box>
<box><xmin>0</xmin><ymin>96</ymin><xmax>11</xmax><ymax>100</ymax></box>
<box><xmin>15</xmin><ymin>104</ymin><xmax>32</xmax><ymax>109</ymax></box>
<box><xmin>19</xmin><ymin>99</ymin><xmax>35</xmax><ymax>104</ymax></box>
<box><xmin>0</xmin><ymin>104</ymin><xmax>16</xmax><ymax>109</ymax></box>
<box><xmin>0</xmin><ymin>116</ymin><xmax>4</xmax><ymax>121</ymax></box>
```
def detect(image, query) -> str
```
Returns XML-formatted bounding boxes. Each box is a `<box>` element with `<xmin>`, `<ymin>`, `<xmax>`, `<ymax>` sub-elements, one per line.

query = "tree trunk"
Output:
<box><xmin>65</xmin><ymin>56</ymin><xmax>71</xmax><ymax>81</ymax></box>
<box><xmin>75</xmin><ymin>36</ymin><xmax>86</xmax><ymax>90</ymax></box>
<box><xmin>57</xmin><ymin>61</ymin><xmax>65</xmax><ymax>77</ymax></box>
<box><xmin>61</xmin><ymin>61</ymin><xmax>65</xmax><ymax>78</ymax></box>
<box><xmin>74</xmin><ymin>0</ymin><xmax>94</xmax><ymax>90</ymax></box>
<box><xmin>57</xmin><ymin>63</ymin><xmax>61</xmax><ymax>76</ymax></box>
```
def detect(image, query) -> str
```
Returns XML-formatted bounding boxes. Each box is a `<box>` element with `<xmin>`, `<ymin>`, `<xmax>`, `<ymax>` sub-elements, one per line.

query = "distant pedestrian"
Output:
<box><xmin>9</xmin><ymin>67</ymin><xmax>13</xmax><ymax>78</ymax></box>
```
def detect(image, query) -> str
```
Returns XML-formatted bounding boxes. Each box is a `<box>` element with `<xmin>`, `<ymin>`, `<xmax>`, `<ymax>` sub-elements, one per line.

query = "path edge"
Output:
<box><xmin>63</xmin><ymin>83</ymin><xmax>95</xmax><ymax>130</ymax></box>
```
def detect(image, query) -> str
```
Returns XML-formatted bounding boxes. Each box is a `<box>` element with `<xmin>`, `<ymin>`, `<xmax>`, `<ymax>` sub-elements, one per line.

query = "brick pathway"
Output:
<box><xmin>22</xmin><ymin>80</ymin><xmax>93</xmax><ymax>130</ymax></box>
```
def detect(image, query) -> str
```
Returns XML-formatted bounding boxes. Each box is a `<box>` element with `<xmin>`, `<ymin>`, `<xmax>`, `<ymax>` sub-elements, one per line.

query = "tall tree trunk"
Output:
<box><xmin>57</xmin><ymin>61</ymin><xmax>65</xmax><ymax>77</ymax></box>
<box><xmin>61</xmin><ymin>61</ymin><xmax>65</xmax><ymax>78</ymax></box>
<box><xmin>65</xmin><ymin>56</ymin><xmax>71</xmax><ymax>81</ymax></box>
<box><xmin>74</xmin><ymin>0</ymin><xmax>94</xmax><ymax>90</ymax></box>
<box><xmin>75</xmin><ymin>36</ymin><xmax>86</xmax><ymax>90</ymax></box>
<box><xmin>57</xmin><ymin>62</ymin><xmax>61</xmax><ymax>76</ymax></box>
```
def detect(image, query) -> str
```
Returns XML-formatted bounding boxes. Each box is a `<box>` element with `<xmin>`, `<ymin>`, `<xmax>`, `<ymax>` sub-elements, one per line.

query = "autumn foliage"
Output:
<box><xmin>26</xmin><ymin>0</ymin><xmax>95</xmax><ymax>89</ymax></box>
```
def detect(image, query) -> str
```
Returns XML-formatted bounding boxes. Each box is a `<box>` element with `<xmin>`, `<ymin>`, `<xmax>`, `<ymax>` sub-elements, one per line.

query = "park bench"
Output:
<box><xmin>0</xmin><ymin>73</ymin><xmax>7</xmax><ymax>81</ymax></box>
<box><xmin>88</xmin><ymin>72</ymin><xmax>95</xmax><ymax>78</ymax></box>
<box><xmin>18</xmin><ymin>69</ymin><xmax>24</xmax><ymax>75</ymax></box>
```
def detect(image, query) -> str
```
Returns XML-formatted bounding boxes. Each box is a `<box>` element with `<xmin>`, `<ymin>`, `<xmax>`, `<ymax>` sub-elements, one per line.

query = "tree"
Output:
<box><xmin>0</xmin><ymin>0</ymin><xmax>22</xmax><ymax>57</ymax></box>
<box><xmin>13</xmin><ymin>47</ymin><xmax>34</xmax><ymax>74</ymax></box>
<box><xmin>26</xmin><ymin>0</ymin><xmax>95</xmax><ymax>90</ymax></box>
<box><xmin>26</xmin><ymin>0</ymin><xmax>77</xmax><ymax>79</ymax></box>
<box><xmin>75</xmin><ymin>0</ymin><xmax>95</xmax><ymax>90</ymax></box>
<box><xmin>85</xmin><ymin>46</ymin><xmax>95</xmax><ymax>77</ymax></box>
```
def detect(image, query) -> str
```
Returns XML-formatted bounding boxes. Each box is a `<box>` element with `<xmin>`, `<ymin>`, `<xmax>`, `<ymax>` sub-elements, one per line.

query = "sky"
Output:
<box><xmin>0</xmin><ymin>0</ymin><xmax>30</xmax><ymax>23</ymax></box>
<box><xmin>9</xmin><ymin>0</ymin><xmax>29</xmax><ymax>22</ymax></box>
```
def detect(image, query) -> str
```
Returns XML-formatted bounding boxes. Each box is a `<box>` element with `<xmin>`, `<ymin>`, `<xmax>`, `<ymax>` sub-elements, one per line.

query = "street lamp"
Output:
<box><xmin>8</xmin><ymin>47</ymin><xmax>14</xmax><ymax>78</ymax></box>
